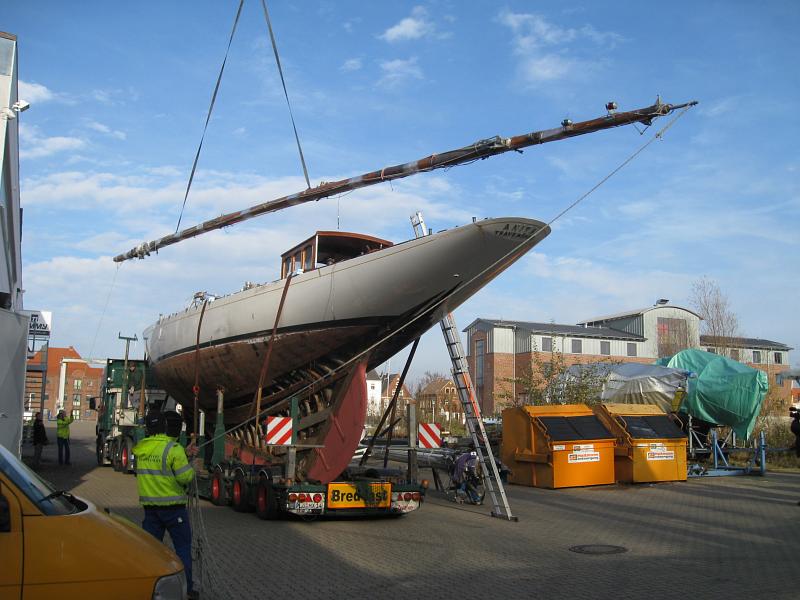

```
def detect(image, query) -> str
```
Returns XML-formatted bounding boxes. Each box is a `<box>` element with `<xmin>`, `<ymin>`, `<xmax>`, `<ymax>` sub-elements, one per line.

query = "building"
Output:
<box><xmin>465</xmin><ymin>302</ymin><xmax>793</xmax><ymax>416</ymax></box>
<box><xmin>366</xmin><ymin>369</ymin><xmax>382</xmax><ymax>418</ymax></box>
<box><xmin>0</xmin><ymin>31</ymin><xmax>27</xmax><ymax>453</ymax></box>
<box><xmin>700</xmin><ymin>335</ymin><xmax>792</xmax><ymax>399</ymax></box>
<box><xmin>417</xmin><ymin>377</ymin><xmax>464</xmax><ymax>429</ymax></box>
<box><xmin>28</xmin><ymin>347</ymin><xmax>104</xmax><ymax>421</ymax></box>
<box><xmin>379</xmin><ymin>373</ymin><xmax>411</xmax><ymax>419</ymax></box>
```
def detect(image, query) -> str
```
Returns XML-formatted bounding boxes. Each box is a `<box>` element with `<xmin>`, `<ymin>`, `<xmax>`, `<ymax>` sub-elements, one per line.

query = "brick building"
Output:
<box><xmin>417</xmin><ymin>377</ymin><xmax>464</xmax><ymax>429</ymax></box>
<box><xmin>465</xmin><ymin>303</ymin><xmax>793</xmax><ymax>416</ymax></box>
<box><xmin>28</xmin><ymin>346</ymin><xmax>103</xmax><ymax>421</ymax></box>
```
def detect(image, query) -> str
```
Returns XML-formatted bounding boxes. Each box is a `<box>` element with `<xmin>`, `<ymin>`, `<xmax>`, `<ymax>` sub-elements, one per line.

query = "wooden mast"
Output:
<box><xmin>114</xmin><ymin>98</ymin><xmax>696</xmax><ymax>263</ymax></box>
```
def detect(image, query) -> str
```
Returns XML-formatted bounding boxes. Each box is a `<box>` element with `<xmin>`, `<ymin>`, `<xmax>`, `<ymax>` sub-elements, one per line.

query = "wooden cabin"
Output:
<box><xmin>280</xmin><ymin>231</ymin><xmax>393</xmax><ymax>278</ymax></box>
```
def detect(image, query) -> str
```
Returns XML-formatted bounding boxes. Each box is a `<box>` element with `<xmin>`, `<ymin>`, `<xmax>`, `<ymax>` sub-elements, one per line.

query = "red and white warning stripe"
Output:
<box><xmin>265</xmin><ymin>416</ymin><xmax>293</xmax><ymax>445</ymax></box>
<box><xmin>418</xmin><ymin>423</ymin><xmax>441</xmax><ymax>448</ymax></box>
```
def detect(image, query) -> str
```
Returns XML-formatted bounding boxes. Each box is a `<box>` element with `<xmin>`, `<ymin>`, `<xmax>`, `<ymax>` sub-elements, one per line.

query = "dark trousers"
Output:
<box><xmin>57</xmin><ymin>438</ymin><xmax>70</xmax><ymax>465</ymax></box>
<box><xmin>142</xmin><ymin>506</ymin><xmax>193</xmax><ymax>593</ymax></box>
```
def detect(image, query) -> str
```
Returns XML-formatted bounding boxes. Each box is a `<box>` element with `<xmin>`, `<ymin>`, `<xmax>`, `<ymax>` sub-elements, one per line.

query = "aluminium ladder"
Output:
<box><xmin>440</xmin><ymin>314</ymin><xmax>517</xmax><ymax>521</ymax></box>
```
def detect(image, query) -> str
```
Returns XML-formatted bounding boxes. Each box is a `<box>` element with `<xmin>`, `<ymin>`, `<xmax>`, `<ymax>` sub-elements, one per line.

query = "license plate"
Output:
<box><xmin>327</xmin><ymin>482</ymin><xmax>391</xmax><ymax>509</ymax></box>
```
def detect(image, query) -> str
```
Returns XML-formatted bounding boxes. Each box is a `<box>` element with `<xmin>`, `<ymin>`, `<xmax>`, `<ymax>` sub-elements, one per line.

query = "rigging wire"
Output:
<box><xmin>87</xmin><ymin>262</ymin><xmax>121</xmax><ymax>360</ymax></box>
<box><xmin>193</xmin><ymin>103</ymin><xmax>696</xmax><ymax>450</ymax></box>
<box><xmin>174</xmin><ymin>0</ymin><xmax>245</xmax><ymax>233</ymax></box>
<box><xmin>260</xmin><ymin>0</ymin><xmax>312</xmax><ymax>189</ymax></box>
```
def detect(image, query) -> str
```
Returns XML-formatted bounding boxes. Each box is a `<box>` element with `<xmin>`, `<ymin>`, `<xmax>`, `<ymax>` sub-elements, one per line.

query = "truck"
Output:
<box><xmin>96</xmin><ymin>359</ymin><xmax>426</xmax><ymax>518</ymax></box>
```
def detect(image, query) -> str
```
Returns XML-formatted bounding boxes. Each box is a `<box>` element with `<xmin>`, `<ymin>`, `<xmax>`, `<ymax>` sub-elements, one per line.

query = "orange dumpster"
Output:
<box><xmin>593</xmin><ymin>403</ymin><xmax>687</xmax><ymax>483</ymax></box>
<box><xmin>501</xmin><ymin>404</ymin><xmax>615</xmax><ymax>489</ymax></box>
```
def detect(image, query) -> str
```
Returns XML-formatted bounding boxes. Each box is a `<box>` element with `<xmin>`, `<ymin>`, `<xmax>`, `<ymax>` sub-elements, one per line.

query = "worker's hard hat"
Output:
<box><xmin>161</xmin><ymin>410</ymin><xmax>184</xmax><ymax>438</ymax></box>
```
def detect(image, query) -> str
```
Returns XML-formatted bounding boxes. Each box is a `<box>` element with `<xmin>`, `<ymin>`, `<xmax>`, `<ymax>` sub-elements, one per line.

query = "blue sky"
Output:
<box><xmin>6</xmin><ymin>1</ymin><xmax>799</xmax><ymax>380</ymax></box>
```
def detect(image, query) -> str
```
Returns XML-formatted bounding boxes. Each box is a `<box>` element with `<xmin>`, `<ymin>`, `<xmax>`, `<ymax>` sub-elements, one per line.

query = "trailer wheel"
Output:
<box><xmin>231</xmin><ymin>471</ymin><xmax>251</xmax><ymax>512</ymax></box>
<box><xmin>211</xmin><ymin>470</ymin><xmax>228</xmax><ymax>506</ymax></box>
<box><xmin>96</xmin><ymin>436</ymin><xmax>104</xmax><ymax>466</ymax></box>
<box><xmin>255</xmin><ymin>477</ymin><xmax>278</xmax><ymax>520</ymax></box>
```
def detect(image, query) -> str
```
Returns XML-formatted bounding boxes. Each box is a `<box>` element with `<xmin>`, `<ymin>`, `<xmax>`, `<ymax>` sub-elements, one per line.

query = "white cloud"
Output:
<box><xmin>19</xmin><ymin>80</ymin><xmax>54</xmax><ymax>103</ymax></box>
<box><xmin>19</xmin><ymin>124</ymin><xmax>86</xmax><ymax>159</ymax></box>
<box><xmin>380</xmin><ymin>6</ymin><xmax>435</xmax><ymax>42</ymax></box>
<box><xmin>497</xmin><ymin>11</ymin><xmax>622</xmax><ymax>86</ymax></box>
<box><xmin>87</xmin><ymin>121</ymin><xmax>127</xmax><ymax>140</ymax></box>
<box><xmin>377</xmin><ymin>57</ymin><xmax>423</xmax><ymax>89</ymax></box>
<box><xmin>340</xmin><ymin>58</ymin><xmax>363</xmax><ymax>72</ymax></box>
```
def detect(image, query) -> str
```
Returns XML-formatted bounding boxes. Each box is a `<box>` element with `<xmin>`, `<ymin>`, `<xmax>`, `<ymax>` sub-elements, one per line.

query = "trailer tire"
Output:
<box><xmin>231</xmin><ymin>471</ymin><xmax>251</xmax><ymax>512</ymax></box>
<box><xmin>255</xmin><ymin>477</ymin><xmax>278</xmax><ymax>520</ymax></box>
<box><xmin>211</xmin><ymin>470</ymin><xmax>228</xmax><ymax>506</ymax></box>
<box><xmin>96</xmin><ymin>436</ymin><xmax>104</xmax><ymax>466</ymax></box>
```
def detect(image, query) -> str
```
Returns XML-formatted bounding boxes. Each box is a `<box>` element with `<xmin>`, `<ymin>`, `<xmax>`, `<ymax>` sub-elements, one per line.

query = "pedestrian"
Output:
<box><xmin>56</xmin><ymin>409</ymin><xmax>74</xmax><ymax>465</ymax></box>
<box><xmin>32</xmin><ymin>412</ymin><xmax>48</xmax><ymax>468</ymax></box>
<box><xmin>133</xmin><ymin>410</ymin><xmax>198</xmax><ymax>598</ymax></box>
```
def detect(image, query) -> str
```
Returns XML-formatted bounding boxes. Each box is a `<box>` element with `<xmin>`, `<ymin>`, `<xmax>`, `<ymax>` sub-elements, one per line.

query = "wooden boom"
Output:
<box><xmin>114</xmin><ymin>97</ymin><xmax>696</xmax><ymax>263</ymax></box>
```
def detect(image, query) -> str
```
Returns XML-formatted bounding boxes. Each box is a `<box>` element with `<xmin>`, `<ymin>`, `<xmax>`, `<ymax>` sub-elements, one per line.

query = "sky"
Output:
<box><xmin>5</xmin><ymin>0</ymin><xmax>799</xmax><ymax>383</ymax></box>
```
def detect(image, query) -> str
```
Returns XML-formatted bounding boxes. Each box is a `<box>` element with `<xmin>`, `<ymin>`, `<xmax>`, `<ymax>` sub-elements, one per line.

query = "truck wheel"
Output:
<box><xmin>96</xmin><ymin>437</ymin><xmax>104</xmax><ymax>466</ymax></box>
<box><xmin>121</xmin><ymin>441</ymin><xmax>131</xmax><ymax>472</ymax></box>
<box><xmin>231</xmin><ymin>472</ymin><xmax>251</xmax><ymax>512</ymax></box>
<box><xmin>211</xmin><ymin>470</ymin><xmax>228</xmax><ymax>506</ymax></box>
<box><xmin>255</xmin><ymin>477</ymin><xmax>278</xmax><ymax>520</ymax></box>
<box><xmin>112</xmin><ymin>440</ymin><xmax>122</xmax><ymax>472</ymax></box>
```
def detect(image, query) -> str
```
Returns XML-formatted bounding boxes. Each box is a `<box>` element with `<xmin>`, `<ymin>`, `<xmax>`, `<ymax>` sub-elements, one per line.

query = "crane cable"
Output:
<box><xmin>174</xmin><ymin>0</ymin><xmax>244</xmax><ymax>233</ymax></box>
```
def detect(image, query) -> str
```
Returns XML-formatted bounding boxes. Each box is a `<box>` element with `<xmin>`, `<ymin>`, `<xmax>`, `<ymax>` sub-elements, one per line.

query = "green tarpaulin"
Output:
<box><xmin>665</xmin><ymin>348</ymin><xmax>768</xmax><ymax>439</ymax></box>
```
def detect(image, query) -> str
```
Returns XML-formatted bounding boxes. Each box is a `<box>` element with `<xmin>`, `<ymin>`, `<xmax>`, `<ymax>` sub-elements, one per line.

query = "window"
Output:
<box><xmin>707</xmin><ymin>347</ymin><xmax>716</xmax><ymax>354</ymax></box>
<box><xmin>752</xmin><ymin>350</ymin><xmax>761</xmax><ymax>363</ymax></box>
<box><xmin>541</xmin><ymin>337</ymin><xmax>552</xmax><ymax>352</ymax></box>
<box><xmin>571</xmin><ymin>339</ymin><xmax>582</xmax><ymax>354</ymax></box>
<box><xmin>73</xmin><ymin>379</ymin><xmax>82</xmax><ymax>390</ymax></box>
<box><xmin>774</xmin><ymin>352</ymin><xmax>783</xmax><ymax>365</ymax></box>
<box><xmin>600</xmin><ymin>341</ymin><xmax>611</xmax><ymax>356</ymax></box>
<box><xmin>71</xmin><ymin>409</ymin><xmax>80</xmax><ymax>421</ymax></box>
<box><xmin>729</xmin><ymin>349</ymin><xmax>740</xmax><ymax>361</ymax></box>
<box><xmin>304</xmin><ymin>246</ymin><xmax>313</xmax><ymax>270</ymax></box>
<box><xmin>475</xmin><ymin>340</ymin><xmax>485</xmax><ymax>387</ymax></box>
<box><xmin>72</xmin><ymin>394</ymin><xmax>81</xmax><ymax>405</ymax></box>
<box><xmin>627</xmin><ymin>343</ymin><xmax>637</xmax><ymax>357</ymax></box>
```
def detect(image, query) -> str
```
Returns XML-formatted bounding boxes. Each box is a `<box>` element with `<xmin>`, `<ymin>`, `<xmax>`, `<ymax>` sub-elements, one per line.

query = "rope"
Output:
<box><xmin>88</xmin><ymin>262</ymin><xmax>121</xmax><ymax>359</ymax></box>
<box><xmin>192</xmin><ymin>103</ymin><xmax>696</xmax><ymax>451</ymax></box>
<box><xmin>175</xmin><ymin>0</ymin><xmax>245</xmax><ymax>232</ymax></box>
<box><xmin>260</xmin><ymin>0</ymin><xmax>311</xmax><ymax>189</ymax></box>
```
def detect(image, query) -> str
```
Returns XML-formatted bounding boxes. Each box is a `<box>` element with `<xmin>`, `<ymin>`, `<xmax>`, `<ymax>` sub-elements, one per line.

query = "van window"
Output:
<box><xmin>0</xmin><ymin>444</ymin><xmax>77</xmax><ymax>515</ymax></box>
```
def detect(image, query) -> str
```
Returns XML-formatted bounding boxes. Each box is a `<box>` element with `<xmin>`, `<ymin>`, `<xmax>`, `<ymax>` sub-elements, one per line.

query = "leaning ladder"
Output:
<box><xmin>440</xmin><ymin>314</ymin><xmax>517</xmax><ymax>521</ymax></box>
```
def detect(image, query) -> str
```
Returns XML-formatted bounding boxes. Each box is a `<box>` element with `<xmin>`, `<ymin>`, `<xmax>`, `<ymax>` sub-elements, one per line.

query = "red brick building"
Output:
<box><xmin>28</xmin><ymin>346</ymin><xmax>103</xmax><ymax>421</ymax></box>
<box><xmin>465</xmin><ymin>303</ymin><xmax>793</xmax><ymax>417</ymax></box>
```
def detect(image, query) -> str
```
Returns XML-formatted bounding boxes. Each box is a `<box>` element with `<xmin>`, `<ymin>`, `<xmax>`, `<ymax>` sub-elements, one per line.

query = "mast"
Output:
<box><xmin>114</xmin><ymin>98</ymin><xmax>696</xmax><ymax>263</ymax></box>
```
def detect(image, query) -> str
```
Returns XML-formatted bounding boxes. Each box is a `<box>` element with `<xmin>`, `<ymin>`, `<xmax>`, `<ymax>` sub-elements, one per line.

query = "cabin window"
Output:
<box><xmin>752</xmin><ymin>350</ymin><xmax>761</xmax><ymax>363</ymax></box>
<box><xmin>600</xmin><ymin>341</ymin><xmax>611</xmax><ymax>356</ymax></box>
<box><xmin>627</xmin><ymin>343</ymin><xmax>637</xmax><ymax>357</ymax></box>
<box><xmin>571</xmin><ymin>339</ymin><xmax>582</xmax><ymax>354</ymax></box>
<box><xmin>303</xmin><ymin>245</ymin><xmax>313</xmax><ymax>270</ymax></box>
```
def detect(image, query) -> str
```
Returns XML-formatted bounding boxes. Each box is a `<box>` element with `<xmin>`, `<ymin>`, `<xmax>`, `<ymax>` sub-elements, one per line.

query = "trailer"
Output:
<box><xmin>96</xmin><ymin>362</ymin><xmax>426</xmax><ymax>518</ymax></box>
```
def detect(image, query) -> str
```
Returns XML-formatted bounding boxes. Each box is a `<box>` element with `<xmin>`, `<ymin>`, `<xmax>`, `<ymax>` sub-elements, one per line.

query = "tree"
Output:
<box><xmin>689</xmin><ymin>276</ymin><xmax>740</xmax><ymax>357</ymax></box>
<box><xmin>499</xmin><ymin>336</ymin><xmax>616</xmax><ymax>408</ymax></box>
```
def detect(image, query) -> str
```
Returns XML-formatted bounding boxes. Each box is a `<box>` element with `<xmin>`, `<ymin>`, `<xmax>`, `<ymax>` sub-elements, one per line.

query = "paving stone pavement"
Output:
<box><xmin>21</xmin><ymin>421</ymin><xmax>800</xmax><ymax>600</ymax></box>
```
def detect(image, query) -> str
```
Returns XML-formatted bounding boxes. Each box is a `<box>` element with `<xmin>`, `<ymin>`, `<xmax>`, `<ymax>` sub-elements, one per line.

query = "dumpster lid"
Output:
<box><xmin>619</xmin><ymin>415</ymin><xmax>685</xmax><ymax>440</ymax></box>
<box><xmin>539</xmin><ymin>415</ymin><xmax>613</xmax><ymax>441</ymax></box>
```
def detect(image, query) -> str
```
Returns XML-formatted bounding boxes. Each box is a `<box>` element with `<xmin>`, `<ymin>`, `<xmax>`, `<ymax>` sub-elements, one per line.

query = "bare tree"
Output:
<box><xmin>689</xmin><ymin>276</ymin><xmax>740</xmax><ymax>357</ymax></box>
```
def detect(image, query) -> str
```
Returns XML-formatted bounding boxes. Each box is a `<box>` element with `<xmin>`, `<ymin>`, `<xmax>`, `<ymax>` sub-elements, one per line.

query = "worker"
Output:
<box><xmin>56</xmin><ymin>409</ymin><xmax>74</xmax><ymax>466</ymax></box>
<box><xmin>32</xmin><ymin>412</ymin><xmax>48</xmax><ymax>468</ymax></box>
<box><xmin>133</xmin><ymin>410</ymin><xmax>197</xmax><ymax>598</ymax></box>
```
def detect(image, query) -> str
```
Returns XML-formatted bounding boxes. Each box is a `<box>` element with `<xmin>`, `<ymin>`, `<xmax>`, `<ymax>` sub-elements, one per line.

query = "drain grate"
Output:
<box><xmin>569</xmin><ymin>544</ymin><xmax>628</xmax><ymax>555</ymax></box>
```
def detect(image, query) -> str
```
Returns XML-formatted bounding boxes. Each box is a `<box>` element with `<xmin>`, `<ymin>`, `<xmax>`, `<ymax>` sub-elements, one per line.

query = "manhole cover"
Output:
<box><xmin>569</xmin><ymin>544</ymin><xmax>628</xmax><ymax>555</ymax></box>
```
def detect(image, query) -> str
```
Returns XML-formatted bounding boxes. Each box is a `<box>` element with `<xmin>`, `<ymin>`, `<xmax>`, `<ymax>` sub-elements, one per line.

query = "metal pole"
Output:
<box><xmin>212</xmin><ymin>387</ymin><xmax>226</xmax><ymax>466</ymax></box>
<box><xmin>286</xmin><ymin>396</ymin><xmax>298</xmax><ymax>480</ymax></box>
<box><xmin>407</xmin><ymin>400</ymin><xmax>418</xmax><ymax>482</ymax></box>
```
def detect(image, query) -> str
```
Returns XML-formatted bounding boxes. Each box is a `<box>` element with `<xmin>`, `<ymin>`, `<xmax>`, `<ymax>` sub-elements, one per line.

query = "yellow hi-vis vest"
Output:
<box><xmin>133</xmin><ymin>434</ymin><xmax>194</xmax><ymax>506</ymax></box>
<box><xmin>56</xmin><ymin>415</ymin><xmax>74</xmax><ymax>439</ymax></box>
